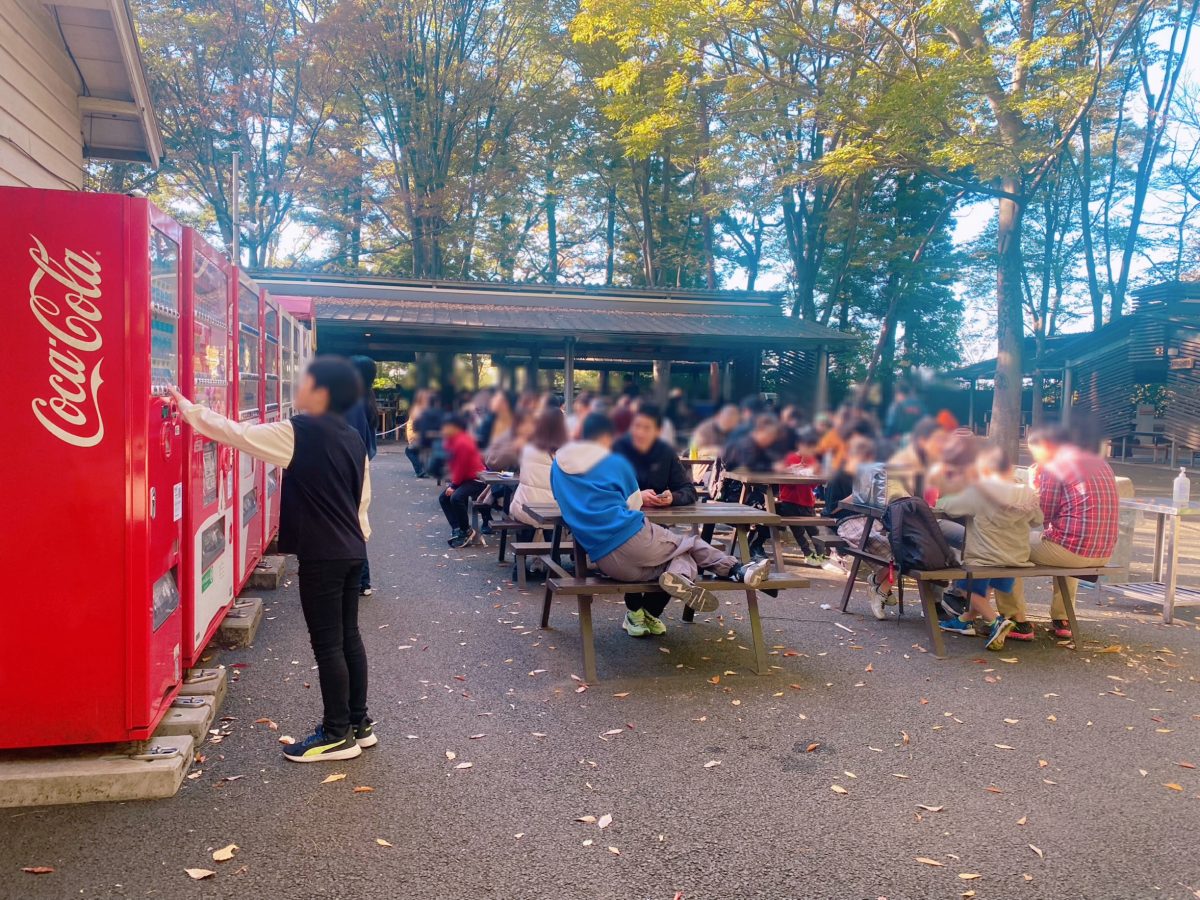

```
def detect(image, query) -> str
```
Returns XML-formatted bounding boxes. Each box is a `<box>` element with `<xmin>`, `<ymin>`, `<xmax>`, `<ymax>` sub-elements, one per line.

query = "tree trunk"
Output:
<box><xmin>1077</xmin><ymin>118</ymin><xmax>1106</xmax><ymax>330</ymax></box>
<box><xmin>992</xmin><ymin>181</ymin><xmax>1027</xmax><ymax>457</ymax></box>
<box><xmin>546</xmin><ymin>164</ymin><xmax>558</xmax><ymax>284</ymax></box>
<box><xmin>605</xmin><ymin>177</ymin><xmax>617</xmax><ymax>286</ymax></box>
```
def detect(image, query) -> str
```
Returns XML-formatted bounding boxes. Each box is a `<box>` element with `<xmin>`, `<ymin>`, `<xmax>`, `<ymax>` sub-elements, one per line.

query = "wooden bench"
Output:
<box><xmin>541</xmin><ymin>574</ymin><xmax>810</xmax><ymax>682</ymax></box>
<box><xmin>510</xmin><ymin>541</ymin><xmax>573</xmax><ymax>589</ymax></box>
<box><xmin>473</xmin><ymin>518</ymin><xmax>523</xmax><ymax>563</ymax></box>
<box><xmin>905</xmin><ymin>564</ymin><xmax>1126</xmax><ymax>658</ymax></box>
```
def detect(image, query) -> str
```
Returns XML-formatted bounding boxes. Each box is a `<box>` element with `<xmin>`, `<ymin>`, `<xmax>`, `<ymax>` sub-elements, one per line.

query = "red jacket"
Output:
<box><xmin>445</xmin><ymin>430</ymin><xmax>484</xmax><ymax>487</ymax></box>
<box><xmin>779</xmin><ymin>453</ymin><xmax>818</xmax><ymax>505</ymax></box>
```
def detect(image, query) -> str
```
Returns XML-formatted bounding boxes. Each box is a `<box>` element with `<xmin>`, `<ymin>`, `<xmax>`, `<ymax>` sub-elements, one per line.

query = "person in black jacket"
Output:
<box><xmin>613</xmin><ymin>404</ymin><xmax>697</xmax><ymax>508</ymax></box>
<box><xmin>171</xmin><ymin>357</ymin><xmax>373</xmax><ymax>763</ymax></box>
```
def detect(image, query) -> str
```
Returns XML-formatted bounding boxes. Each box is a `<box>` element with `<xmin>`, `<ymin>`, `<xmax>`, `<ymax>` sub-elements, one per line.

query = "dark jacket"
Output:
<box><xmin>613</xmin><ymin>435</ymin><xmax>697</xmax><ymax>506</ymax></box>
<box><xmin>346</xmin><ymin>399</ymin><xmax>378</xmax><ymax>461</ymax></box>
<box><xmin>824</xmin><ymin>469</ymin><xmax>856</xmax><ymax>522</ymax></box>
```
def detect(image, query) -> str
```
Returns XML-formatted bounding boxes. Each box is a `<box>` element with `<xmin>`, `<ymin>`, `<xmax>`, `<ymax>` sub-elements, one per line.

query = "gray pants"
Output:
<box><xmin>594</xmin><ymin>522</ymin><xmax>740</xmax><ymax>615</ymax></box>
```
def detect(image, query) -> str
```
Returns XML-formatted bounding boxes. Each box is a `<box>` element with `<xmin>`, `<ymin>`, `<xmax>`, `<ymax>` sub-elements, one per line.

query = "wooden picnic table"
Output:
<box><xmin>1110</xmin><ymin>497</ymin><xmax>1200</xmax><ymax>623</ymax></box>
<box><xmin>479</xmin><ymin>470</ymin><xmax>519</xmax><ymax>488</ymax></box>
<box><xmin>725</xmin><ymin>470</ymin><xmax>830</xmax><ymax>571</ymax></box>
<box><xmin>521</xmin><ymin>500</ymin><xmax>782</xmax><ymax>622</ymax></box>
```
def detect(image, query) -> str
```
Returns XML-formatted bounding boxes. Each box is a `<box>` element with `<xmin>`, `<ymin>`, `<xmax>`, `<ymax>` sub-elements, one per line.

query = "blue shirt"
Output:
<box><xmin>550</xmin><ymin>447</ymin><xmax>644</xmax><ymax>560</ymax></box>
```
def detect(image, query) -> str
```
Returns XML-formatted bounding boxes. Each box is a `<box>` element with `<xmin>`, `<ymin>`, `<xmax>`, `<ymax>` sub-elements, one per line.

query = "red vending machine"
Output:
<box><xmin>262</xmin><ymin>294</ymin><xmax>283</xmax><ymax>548</ymax></box>
<box><xmin>180</xmin><ymin>229</ymin><xmax>236</xmax><ymax>666</ymax></box>
<box><xmin>0</xmin><ymin>187</ymin><xmax>184</xmax><ymax>749</ymax></box>
<box><xmin>233</xmin><ymin>271</ymin><xmax>265</xmax><ymax>591</ymax></box>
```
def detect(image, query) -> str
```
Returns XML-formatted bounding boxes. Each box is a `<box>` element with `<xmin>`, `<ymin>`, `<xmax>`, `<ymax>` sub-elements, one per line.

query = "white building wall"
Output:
<box><xmin>0</xmin><ymin>0</ymin><xmax>84</xmax><ymax>189</ymax></box>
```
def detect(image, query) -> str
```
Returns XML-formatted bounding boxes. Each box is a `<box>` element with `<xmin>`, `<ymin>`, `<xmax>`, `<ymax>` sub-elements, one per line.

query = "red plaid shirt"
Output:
<box><xmin>1035</xmin><ymin>447</ymin><xmax>1119</xmax><ymax>558</ymax></box>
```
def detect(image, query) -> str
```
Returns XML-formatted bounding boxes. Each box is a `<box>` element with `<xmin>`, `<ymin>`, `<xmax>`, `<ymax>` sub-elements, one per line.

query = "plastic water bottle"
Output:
<box><xmin>1173</xmin><ymin>467</ymin><xmax>1191</xmax><ymax>505</ymax></box>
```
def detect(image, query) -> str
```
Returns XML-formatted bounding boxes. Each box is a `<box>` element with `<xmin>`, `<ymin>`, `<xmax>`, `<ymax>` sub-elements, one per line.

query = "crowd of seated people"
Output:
<box><xmin>404</xmin><ymin>379</ymin><xmax>1120</xmax><ymax>648</ymax></box>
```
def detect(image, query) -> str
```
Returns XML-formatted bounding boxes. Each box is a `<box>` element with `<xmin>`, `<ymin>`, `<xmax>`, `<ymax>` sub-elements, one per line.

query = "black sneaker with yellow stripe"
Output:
<box><xmin>283</xmin><ymin>725</ymin><xmax>363</xmax><ymax>763</ymax></box>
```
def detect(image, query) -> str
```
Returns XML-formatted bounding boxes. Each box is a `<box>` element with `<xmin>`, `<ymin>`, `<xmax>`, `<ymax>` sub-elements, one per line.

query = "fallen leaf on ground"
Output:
<box><xmin>375</xmin><ymin>839</ymin><xmax>392</xmax><ymax>847</ymax></box>
<box><xmin>830</xmin><ymin>785</ymin><xmax>848</xmax><ymax>795</ymax></box>
<box><xmin>576</xmin><ymin>815</ymin><xmax>597</xmax><ymax>824</ymax></box>
<box><xmin>1029</xmin><ymin>844</ymin><xmax>1044</xmax><ymax>859</ymax></box>
<box><xmin>917</xmin><ymin>805</ymin><xmax>943</xmax><ymax>812</ymax></box>
<box><xmin>607</xmin><ymin>846</ymin><xmax>621</xmax><ymax>855</ymax></box>
<box><xmin>212</xmin><ymin>844</ymin><xmax>238</xmax><ymax>862</ymax></box>
<box><xmin>321</xmin><ymin>773</ymin><xmax>346</xmax><ymax>784</ymax></box>
<box><xmin>612</xmin><ymin>692</ymin><xmax>630</xmax><ymax>698</ymax></box>
<box><xmin>582</xmin><ymin>839</ymin><xmax>593</xmax><ymax>846</ymax></box>
<box><xmin>446</xmin><ymin>751</ymin><xmax>457</xmax><ymax>760</ymax></box>
<box><xmin>602</xmin><ymin>729</ymin><xmax>624</xmax><ymax>736</ymax></box>
<box><xmin>1016</xmin><ymin>816</ymin><xmax>1028</xmax><ymax>826</ymax></box>
<box><xmin>186</xmin><ymin>869</ymin><xmax>216</xmax><ymax>880</ymax></box>
<box><xmin>958</xmin><ymin>873</ymin><xmax>981</xmax><ymax>880</ymax></box>
<box><xmin>805</xmin><ymin>743</ymin><xmax>820</xmax><ymax>753</ymax></box>
<box><xmin>353</xmin><ymin>786</ymin><xmax>374</xmax><ymax>793</ymax></box>
<box><xmin>598</xmin><ymin>814</ymin><xmax>613</xmax><ymax>829</ymax></box>
<box><xmin>704</xmin><ymin>760</ymin><xmax>722</xmax><ymax>768</ymax></box>
<box><xmin>994</xmin><ymin>744</ymin><xmax>1015</xmax><ymax>751</ymax></box>
<box><xmin>278</xmin><ymin>736</ymin><xmax>295</xmax><ymax>745</ymax></box>
<box><xmin>915</xmin><ymin>857</ymin><xmax>945</xmax><ymax>867</ymax></box>
<box><xmin>454</xmin><ymin>762</ymin><xmax>473</xmax><ymax>770</ymax></box>
<box><xmin>21</xmin><ymin>867</ymin><xmax>53</xmax><ymax>875</ymax></box>
<box><xmin>1164</xmin><ymin>782</ymin><xmax>1184</xmax><ymax>791</ymax></box>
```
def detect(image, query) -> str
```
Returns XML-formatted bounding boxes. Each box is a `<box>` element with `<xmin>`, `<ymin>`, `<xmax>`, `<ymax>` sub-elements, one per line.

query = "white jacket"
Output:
<box><xmin>511</xmin><ymin>444</ymin><xmax>556</xmax><ymax>527</ymax></box>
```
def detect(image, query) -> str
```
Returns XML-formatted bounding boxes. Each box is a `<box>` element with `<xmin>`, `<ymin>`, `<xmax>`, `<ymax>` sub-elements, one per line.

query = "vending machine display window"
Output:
<box><xmin>281</xmin><ymin>318</ymin><xmax>293</xmax><ymax>408</ymax></box>
<box><xmin>191</xmin><ymin>252</ymin><xmax>229</xmax><ymax>409</ymax></box>
<box><xmin>237</xmin><ymin>284</ymin><xmax>261</xmax><ymax>417</ymax></box>
<box><xmin>149</xmin><ymin>229</ymin><xmax>180</xmax><ymax>392</ymax></box>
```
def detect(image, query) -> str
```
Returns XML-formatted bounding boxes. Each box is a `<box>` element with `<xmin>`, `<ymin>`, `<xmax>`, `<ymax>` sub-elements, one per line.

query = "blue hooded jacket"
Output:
<box><xmin>550</xmin><ymin>440</ymin><xmax>645</xmax><ymax>560</ymax></box>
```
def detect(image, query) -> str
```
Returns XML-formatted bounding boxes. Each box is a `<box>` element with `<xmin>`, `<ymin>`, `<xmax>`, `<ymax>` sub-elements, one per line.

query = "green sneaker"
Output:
<box><xmin>622</xmin><ymin>609</ymin><xmax>649</xmax><ymax>637</ymax></box>
<box><xmin>642</xmin><ymin>610</ymin><xmax>667</xmax><ymax>636</ymax></box>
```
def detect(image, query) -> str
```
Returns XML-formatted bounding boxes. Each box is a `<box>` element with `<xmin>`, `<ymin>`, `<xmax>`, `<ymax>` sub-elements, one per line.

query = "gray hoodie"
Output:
<box><xmin>936</xmin><ymin>476</ymin><xmax>1044</xmax><ymax>567</ymax></box>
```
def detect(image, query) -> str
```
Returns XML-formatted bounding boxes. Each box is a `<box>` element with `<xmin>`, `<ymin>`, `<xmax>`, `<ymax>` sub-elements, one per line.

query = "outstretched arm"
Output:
<box><xmin>169</xmin><ymin>388</ymin><xmax>294</xmax><ymax>468</ymax></box>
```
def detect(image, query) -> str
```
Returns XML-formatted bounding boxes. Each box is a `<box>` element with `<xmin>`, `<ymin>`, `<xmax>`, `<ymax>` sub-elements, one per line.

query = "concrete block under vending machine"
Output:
<box><xmin>246</xmin><ymin>555</ymin><xmax>288</xmax><ymax>590</ymax></box>
<box><xmin>179</xmin><ymin>667</ymin><xmax>228</xmax><ymax>710</ymax></box>
<box><xmin>155</xmin><ymin>698</ymin><xmax>215</xmax><ymax>742</ymax></box>
<box><xmin>216</xmin><ymin>597</ymin><xmax>263</xmax><ymax>648</ymax></box>
<box><xmin>0</xmin><ymin>736</ymin><xmax>194</xmax><ymax>808</ymax></box>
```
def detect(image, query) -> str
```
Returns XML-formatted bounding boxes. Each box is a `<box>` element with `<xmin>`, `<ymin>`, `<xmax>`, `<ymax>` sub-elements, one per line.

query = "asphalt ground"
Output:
<box><xmin>3</xmin><ymin>445</ymin><xmax>1199</xmax><ymax>900</ymax></box>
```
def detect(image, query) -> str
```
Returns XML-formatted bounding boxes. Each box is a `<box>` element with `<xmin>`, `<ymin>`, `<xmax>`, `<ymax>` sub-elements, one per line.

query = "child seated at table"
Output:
<box><xmin>778</xmin><ymin>427</ymin><xmax>829</xmax><ymax>567</ymax></box>
<box><xmin>439</xmin><ymin>414</ymin><xmax>486</xmax><ymax>548</ymax></box>
<box><xmin>934</xmin><ymin>442</ymin><xmax>1043</xmax><ymax>649</ymax></box>
<box><xmin>824</xmin><ymin>435</ymin><xmax>897</xmax><ymax>620</ymax></box>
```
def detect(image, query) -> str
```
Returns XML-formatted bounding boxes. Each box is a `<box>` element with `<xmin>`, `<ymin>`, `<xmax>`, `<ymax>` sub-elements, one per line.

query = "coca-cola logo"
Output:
<box><xmin>27</xmin><ymin>236</ymin><xmax>105</xmax><ymax>447</ymax></box>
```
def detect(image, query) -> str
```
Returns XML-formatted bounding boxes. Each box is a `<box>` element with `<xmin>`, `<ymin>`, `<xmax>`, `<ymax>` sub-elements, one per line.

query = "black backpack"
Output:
<box><xmin>882</xmin><ymin>496</ymin><xmax>959</xmax><ymax>574</ymax></box>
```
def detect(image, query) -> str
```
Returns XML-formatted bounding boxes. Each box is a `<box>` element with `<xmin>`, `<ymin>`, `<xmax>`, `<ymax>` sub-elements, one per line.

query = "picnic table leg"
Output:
<box><xmin>549</xmin><ymin>523</ymin><xmax>564</xmax><ymax>564</ymax></box>
<box><xmin>839</xmin><ymin>521</ymin><xmax>872</xmax><ymax>613</ymax></box>
<box><xmin>917</xmin><ymin>581</ymin><xmax>947</xmax><ymax>659</ymax></box>
<box><xmin>518</xmin><ymin>555</ymin><xmax>528</xmax><ymax>590</ymax></box>
<box><xmin>1054</xmin><ymin>576</ymin><xmax>1081</xmax><ymax>648</ymax></box>
<box><xmin>540</xmin><ymin>583</ymin><xmax>553</xmax><ymax>628</ymax></box>
<box><xmin>1152</xmin><ymin>513</ymin><xmax>1166</xmax><ymax>583</ymax></box>
<box><xmin>1162</xmin><ymin>515</ymin><xmax>1181</xmax><ymax>625</ymax></box>
<box><xmin>762</xmin><ymin>490</ymin><xmax>786</xmax><ymax>575</ymax></box>
<box><xmin>497</xmin><ymin>527</ymin><xmax>509</xmax><ymax>564</ymax></box>
<box><xmin>578</xmin><ymin>595</ymin><xmax>599</xmax><ymax>683</ymax></box>
<box><xmin>745</xmin><ymin>589</ymin><xmax>770</xmax><ymax>675</ymax></box>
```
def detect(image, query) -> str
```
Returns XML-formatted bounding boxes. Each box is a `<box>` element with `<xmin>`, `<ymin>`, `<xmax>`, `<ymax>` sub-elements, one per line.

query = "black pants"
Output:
<box><xmin>359</xmin><ymin>557</ymin><xmax>371</xmax><ymax>591</ymax></box>
<box><xmin>439</xmin><ymin>480</ymin><xmax>486</xmax><ymax>532</ymax></box>
<box><xmin>625</xmin><ymin>591</ymin><xmax>670</xmax><ymax>617</ymax></box>
<box><xmin>777</xmin><ymin>501</ymin><xmax>826</xmax><ymax>556</ymax></box>
<box><xmin>297</xmin><ymin>558</ymin><xmax>368</xmax><ymax>738</ymax></box>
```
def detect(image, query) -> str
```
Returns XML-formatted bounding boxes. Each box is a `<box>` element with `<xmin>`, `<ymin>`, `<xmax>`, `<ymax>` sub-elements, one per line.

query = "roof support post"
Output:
<box><xmin>967</xmin><ymin>379</ymin><xmax>977</xmax><ymax>433</ymax></box>
<box><xmin>526</xmin><ymin>346</ymin><xmax>541</xmax><ymax>392</ymax></box>
<box><xmin>709</xmin><ymin>362</ymin><xmax>721</xmax><ymax>404</ymax></box>
<box><xmin>599</xmin><ymin>368</ymin><xmax>611</xmax><ymax>395</ymax></box>
<box><xmin>814</xmin><ymin>344</ymin><xmax>829</xmax><ymax>415</ymax></box>
<box><xmin>563</xmin><ymin>338</ymin><xmax>576</xmax><ymax>409</ymax></box>
<box><xmin>722</xmin><ymin>360</ymin><xmax>734</xmax><ymax>403</ymax></box>
<box><xmin>1061</xmin><ymin>364</ymin><xmax>1073</xmax><ymax>430</ymax></box>
<box><xmin>653</xmin><ymin>358</ymin><xmax>671</xmax><ymax>406</ymax></box>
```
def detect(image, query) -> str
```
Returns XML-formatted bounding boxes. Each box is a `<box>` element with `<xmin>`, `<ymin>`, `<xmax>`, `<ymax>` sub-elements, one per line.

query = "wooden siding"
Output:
<box><xmin>0</xmin><ymin>0</ymin><xmax>83</xmax><ymax>189</ymax></box>
<box><xmin>1166</xmin><ymin>326</ymin><xmax>1200</xmax><ymax>450</ymax></box>
<box><xmin>1069</xmin><ymin>339</ymin><xmax>1138</xmax><ymax>442</ymax></box>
